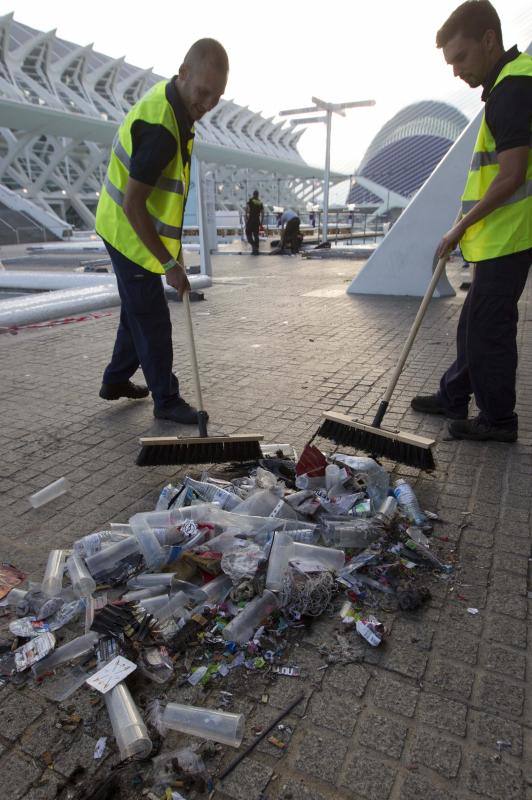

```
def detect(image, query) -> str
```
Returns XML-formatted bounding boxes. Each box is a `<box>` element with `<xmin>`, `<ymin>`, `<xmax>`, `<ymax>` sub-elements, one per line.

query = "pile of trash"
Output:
<box><xmin>0</xmin><ymin>443</ymin><xmax>453</xmax><ymax>795</ymax></box>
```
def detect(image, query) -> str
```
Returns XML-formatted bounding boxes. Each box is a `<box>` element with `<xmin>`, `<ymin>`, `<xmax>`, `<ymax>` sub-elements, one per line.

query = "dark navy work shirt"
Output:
<box><xmin>482</xmin><ymin>46</ymin><xmax>532</xmax><ymax>154</ymax></box>
<box><xmin>129</xmin><ymin>77</ymin><xmax>195</xmax><ymax>186</ymax></box>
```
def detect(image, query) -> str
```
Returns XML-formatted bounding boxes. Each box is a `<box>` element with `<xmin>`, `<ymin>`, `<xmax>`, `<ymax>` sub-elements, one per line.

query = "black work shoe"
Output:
<box><xmin>153</xmin><ymin>398</ymin><xmax>208</xmax><ymax>426</ymax></box>
<box><xmin>411</xmin><ymin>394</ymin><xmax>467</xmax><ymax>420</ymax></box>
<box><xmin>99</xmin><ymin>381</ymin><xmax>149</xmax><ymax>400</ymax></box>
<box><xmin>448</xmin><ymin>417</ymin><xmax>517</xmax><ymax>443</ymax></box>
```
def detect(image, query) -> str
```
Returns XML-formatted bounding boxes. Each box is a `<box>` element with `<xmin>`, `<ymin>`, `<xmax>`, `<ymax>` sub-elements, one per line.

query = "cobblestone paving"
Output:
<box><xmin>0</xmin><ymin>251</ymin><xmax>530</xmax><ymax>800</ymax></box>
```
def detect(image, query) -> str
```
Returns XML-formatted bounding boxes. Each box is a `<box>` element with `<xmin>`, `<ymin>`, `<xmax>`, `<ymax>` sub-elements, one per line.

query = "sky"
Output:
<box><xmin>2</xmin><ymin>0</ymin><xmax>531</xmax><ymax>178</ymax></box>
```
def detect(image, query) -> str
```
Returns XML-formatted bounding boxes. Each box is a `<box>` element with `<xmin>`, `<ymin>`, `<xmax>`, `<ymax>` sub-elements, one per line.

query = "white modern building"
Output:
<box><xmin>347</xmin><ymin>100</ymin><xmax>469</xmax><ymax>218</ymax></box>
<box><xmin>0</xmin><ymin>13</ymin><xmax>346</xmax><ymax>243</ymax></box>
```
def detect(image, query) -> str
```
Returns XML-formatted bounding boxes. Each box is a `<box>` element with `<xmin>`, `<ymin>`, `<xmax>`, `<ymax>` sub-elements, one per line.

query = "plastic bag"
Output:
<box><xmin>221</xmin><ymin>544</ymin><xmax>264</xmax><ymax>581</ymax></box>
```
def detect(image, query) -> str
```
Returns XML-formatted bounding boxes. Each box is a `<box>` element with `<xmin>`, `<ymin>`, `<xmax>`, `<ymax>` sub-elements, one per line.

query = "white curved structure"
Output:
<box><xmin>0</xmin><ymin>13</ymin><xmax>346</xmax><ymax>241</ymax></box>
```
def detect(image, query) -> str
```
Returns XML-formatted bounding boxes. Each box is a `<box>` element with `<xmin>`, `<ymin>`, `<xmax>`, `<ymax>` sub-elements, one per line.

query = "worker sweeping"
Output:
<box><xmin>95</xmin><ymin>39</ymin><xmax>229</xmax><ymax>425</ymax></box>
<box><xmin>411</xmin><ymin>0</ymin><xmax>531</xmax><ymax>442</ymax></box>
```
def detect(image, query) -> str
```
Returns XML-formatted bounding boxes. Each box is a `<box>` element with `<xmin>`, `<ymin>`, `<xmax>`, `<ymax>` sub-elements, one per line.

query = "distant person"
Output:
<box><xmin>95</xmin><ymin>39</ymin><xmax>228</xmax><ymax>424</ymax></box>
<box><xmin>411</xmin><ymin>0</ymin><xmax>531</xmax><ymax>442</ymax></box>
<box><xmin>309</xmin><ymin>210</ymin><xmax>316</xmax><ymax>228</ymax></box>
<box><xmin>245</xmin><ymin>190</ymin><xmax>264</xmax><ymax>255</ymax></box>
<box><xmin>278</xmin><ymin>208</ymin><xmax>302</xmax><ymax>254</ymax></box>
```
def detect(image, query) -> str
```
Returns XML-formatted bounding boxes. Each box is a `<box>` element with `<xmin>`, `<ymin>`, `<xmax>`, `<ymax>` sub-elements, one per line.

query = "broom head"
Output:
<box><xmin>316</xmin><ymin>411</ymin><xmax>436</xmax><ymax>471</ymax></box>
<box><xmin>137</xmin><ymin>434</ymin><xmax>264</xmax><ymax>467</ymax></box>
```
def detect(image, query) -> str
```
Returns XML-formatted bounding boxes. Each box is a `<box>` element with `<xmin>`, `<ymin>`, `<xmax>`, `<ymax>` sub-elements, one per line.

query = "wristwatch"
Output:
<box><xmin>162</xmin><ymin>257</ymin><xmax>181</xmax><ymax>272</ymax></box>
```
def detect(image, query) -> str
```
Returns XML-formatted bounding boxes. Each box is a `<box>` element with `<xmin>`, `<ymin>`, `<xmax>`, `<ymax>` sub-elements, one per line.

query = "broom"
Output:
<box><xmin>137</xmin><ymin>291</ymin><xmax>263</xmax><ymax>466</ymax></box>
<box><xmin>313</xmin><ymin>246</ymin><xmax>457</xmax><ymax>471</ymax></box>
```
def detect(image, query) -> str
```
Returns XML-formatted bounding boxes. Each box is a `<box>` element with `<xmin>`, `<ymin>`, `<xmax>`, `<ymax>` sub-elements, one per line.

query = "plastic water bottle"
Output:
<box><xmin>183</xmin><ymin>477</ymin><xmax>240</xmax><ymax>511</ymax></box>
<box><xmin>393</xmin><ymin>480</ymin><xmax>427</xmax><ymax>527</ymax></box>
<box><xmin>73</xmin><ymin>530</ymin><xmax>130</xmax><ymax>559</ymax></box>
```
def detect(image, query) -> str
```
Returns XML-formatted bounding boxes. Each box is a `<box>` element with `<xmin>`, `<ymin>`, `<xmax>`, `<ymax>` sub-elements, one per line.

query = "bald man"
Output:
<box><xmin>96</xmin><ymin>40</ymin><xmax>228</xmax><ymax>424</ymax></box>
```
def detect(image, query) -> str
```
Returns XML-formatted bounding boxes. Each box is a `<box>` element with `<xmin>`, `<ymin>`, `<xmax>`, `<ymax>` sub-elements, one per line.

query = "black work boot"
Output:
<box><xmin>153</xmin><ymin>397</ymin><xmax>208</xmax><ymax>426</ymax></box>
<box><xmin>448</xmin><ymin>416</ymin><xmax>517</xmax><ymax>443</ymax></box>
<box><xmin>411</xmin><ymin>394</ymin><xmax>467</xmax><ymax>420</ymax></box>
<box><xmin>99</xmin><ymin>381</ymin><xmax>149</xmax><ymax>400</ymax></box>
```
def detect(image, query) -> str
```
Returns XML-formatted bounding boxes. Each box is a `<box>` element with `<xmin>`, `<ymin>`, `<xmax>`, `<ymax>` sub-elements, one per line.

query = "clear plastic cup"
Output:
<box><xmin>200</xmin><ymin>574</ymin><xmax>233</xmax><ymax>605</ymax></box>
<box><xmin>105</xmin><ymin>682</ymin><xmax>152</xmax><ymax>760</ymax></box>
<box><xmin>265</xmin><ymin>532</ymin><xmax>293</xmax><ymax>591</ymax></box>
<box><xmin>290</xmin><ymin>542</ymin><xmax>345</xmax><ymax>572</ymax></box>
<box><xmin>127</xmin><ymin>573</ymin><xmax>175</xmax><ymax>589</ymax></box>
<box><xmin>122</xmin><ymin>586</ymin><xmax>170</xmax><ymax>603</ymax></box>
<box><xmin>85</xmin><ymin>537</ymin><xmax>141</xmax><ymax>577</ymax></box>
<box><xmin>41</xmin><ymin>550</ymin><xmax>65</xmax><ymax>597</ymax></box>
<box><xmin>32</xmin><ymin>632</ymin><xmax>99</xmax><ymax>678</ymax></box>
<box><xmin>138</xmin><ymin>594</ymin><xmax>170</xmax><ymax>615</ymax></box>
<box><xmin>222</xmin><ymin>590</ymin><xmax>279</xmax><ymax>644</ymax></box>
<box><xmin>162</xmin><ymin>702</ymin><xmax>244</xmax><ymax>747</ymax></box>
<box><xmin>66</xmin><ymin>554</ymin><xmax>96</xmax><ymax>597</ymax></box>
<box><xmin>154</xmin><ymin>590</ymin><xmax>188</xmax><ymax>622</ymax></box>
<box><xmin>129</xmin><ymin>514</ymin><xmax>166</xmax><ymax>570</ymax></box>
<box><xmin>29</xmin><ymin>477</ymin><xmax>69</xmax><ymax>508</ymax></box>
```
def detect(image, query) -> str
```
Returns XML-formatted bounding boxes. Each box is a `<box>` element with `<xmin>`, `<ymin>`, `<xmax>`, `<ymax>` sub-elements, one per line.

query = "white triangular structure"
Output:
<box><xmin>347</xmin><ymin>112</ymin><xmax>483</xmax><ymax>297</ymax></box>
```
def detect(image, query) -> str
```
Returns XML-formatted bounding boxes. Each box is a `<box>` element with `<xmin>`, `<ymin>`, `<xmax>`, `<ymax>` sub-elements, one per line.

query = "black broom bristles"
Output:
<box><xmin>137</xmin><ymin>437</ymin><xmax>263</xmax><ymax>467</ymax></box>
<box><xmin>316</xmin><ymin>418</ymin><xmax>436</xmax><ymax>471</ymax></box>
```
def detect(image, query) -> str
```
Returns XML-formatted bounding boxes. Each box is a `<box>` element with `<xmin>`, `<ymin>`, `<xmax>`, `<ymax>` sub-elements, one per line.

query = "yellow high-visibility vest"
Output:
<box><xmin>95</xmin><ymin>80</ymin><xmax>193</xmax><ymax>273</ymax></box>
<box><xmin>460</xmin><ymin>52</ymin><xmax>532</xmax><ymax>262</ymax></box>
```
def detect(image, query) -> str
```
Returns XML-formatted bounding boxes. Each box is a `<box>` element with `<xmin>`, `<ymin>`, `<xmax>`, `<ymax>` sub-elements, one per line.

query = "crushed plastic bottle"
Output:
<box><xmin>14</xmin><ymin>632</ymin><xmax>56</xmax><ymax>671</ymax></box>
<box><xmin>155</xmin><ymin>484</ymin><xmax>180</xmax><ymax>512</ymax></box>
<box><xmin>333</xmin><ymin>455</ymin><xmax>390</xmax><ymax>511</ymax></box>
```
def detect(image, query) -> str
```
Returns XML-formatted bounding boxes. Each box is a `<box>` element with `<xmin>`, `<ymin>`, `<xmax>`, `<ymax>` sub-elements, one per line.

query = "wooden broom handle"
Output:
<box><xmin>381</xmin><ymin>213</ymin><xmax>462</xmax><ymax>406</ymax></box>
<box><xmin>183</xmin><ymin>291</ymin><xmax>205</xmax><ymax>412</ymax></box>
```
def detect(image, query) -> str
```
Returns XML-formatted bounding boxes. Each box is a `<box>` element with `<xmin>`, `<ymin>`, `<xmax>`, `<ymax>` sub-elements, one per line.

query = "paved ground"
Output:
<box><xmin>0</xmin><ymin>249</ymin><xmax>531</xmax><ymax>800</ymax></box>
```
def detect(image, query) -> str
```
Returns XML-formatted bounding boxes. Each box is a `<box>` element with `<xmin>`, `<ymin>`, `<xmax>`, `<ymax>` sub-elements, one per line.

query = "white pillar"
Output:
<box><xmin>194</xmin><ymin>157</ymin><xmax>212</xmax><ymax>278</ymax></box>
<box><xmin>322</xmin><ymin>110</ymin><xmax>332</xmax><ymax>243</ymax></box>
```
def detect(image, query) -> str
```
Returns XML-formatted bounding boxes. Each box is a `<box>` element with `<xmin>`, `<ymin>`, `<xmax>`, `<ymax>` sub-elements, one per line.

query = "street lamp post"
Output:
<box><xmin>280</xmin><ymin>97</ymin><xmax>375</xmax><ymax>244</ymax></box>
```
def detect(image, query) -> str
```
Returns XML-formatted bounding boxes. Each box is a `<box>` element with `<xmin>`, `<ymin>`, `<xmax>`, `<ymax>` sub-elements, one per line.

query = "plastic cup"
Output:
<box><xmin>122</xmin><ymin>586</ymin><xmax>170</xmax><ymax>603</ymax></box>
<box><xmin>41</xmin><ymin>550</ymin><xmax>65</xmax><ymax>597</ymax></box>
<box><xmin>66</xmin><ymin>554</ymin><xmax>96</xmax><ymax>597</ymax></box>
<box><xmin>138</xmin><ymin>594</ymin><xmax>170</xmax><ymax>615</ymax></box>
<box><xmin>29</xmin><ymin>477</ymin><xmax>69</xmax><ymax>508</ymax></box>
<box><xmin>290</xmin><ymin>542</ymin><xmax>345</xmax><ymax>572</ymax></box>
<box><xmin>32</xmin><ymin>631</ymin><xmax>99</xmax><ymax>678</ymax></box>
<box><xmin>130</xmin><ymin>514</ymin><xmax>166</xmax><ymax>569</ymax></box>
<box><xmin>200</xmin><ymin>574</ymin><xmax>233</xmax><ymax>605</ymax></box>
<box><xmin>85</xmin><ymin>537</ymin><xmax>141</xmax><ymax>577</ymax></box>
<box><xmin>162</xmin><ymin>702</ymin><xmax>244</xmax><ymax>747</ymax></box>
<box><xmin>154</xmin><ymin>590</ymin><xmax>188</xmax><ymax>622</ymax></box>
<box><xmin>127</xmin><ymin>573</ymin><xmax>175</xmax><ymax>589</ymax></box>
<box><xmin>105</xmin><ymin>682</ymin><xmax>152</xmax><ymax>760</ymax></box>
<box><xmin>222</xmin><ymin>590</ymin><xmax>279</xmax><ymax>644</ymax></box>
<box><xmin>265</xmin><ymin>532</ymin><xmax>293</xmax><ymax>591</ymax></box>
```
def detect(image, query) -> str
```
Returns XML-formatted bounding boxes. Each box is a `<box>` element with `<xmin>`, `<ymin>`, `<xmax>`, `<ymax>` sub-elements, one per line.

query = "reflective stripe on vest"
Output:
<box><xmin>95</xmin><ymin>80</ymin><xmax>193</xmax><ymax>274</ymax></box>
<box><xmin>112</xmin><ymin>136</ymin><xmax>185</xmax><ymax>195</ymax></box>
<box><xmin>459</xmin><ymin>52</ymin><xmax>532</xmax><ymax>262</ymax></box>
<box><xmin>103</xmin><ymin>175</ymin><xmax>183</xmax><ymax>240</ymax></box>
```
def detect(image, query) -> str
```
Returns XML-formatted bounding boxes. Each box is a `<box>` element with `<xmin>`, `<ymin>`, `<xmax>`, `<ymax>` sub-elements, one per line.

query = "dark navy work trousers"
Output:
<box><xmin>438</xmin><ymin>248</ymin><xmax>531</xmax><ymax>429</ymax></box>
<box><xmin>102</xmin><ymin>241</ymin><xmax>180</xmax><ymax>411</ymax></box>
